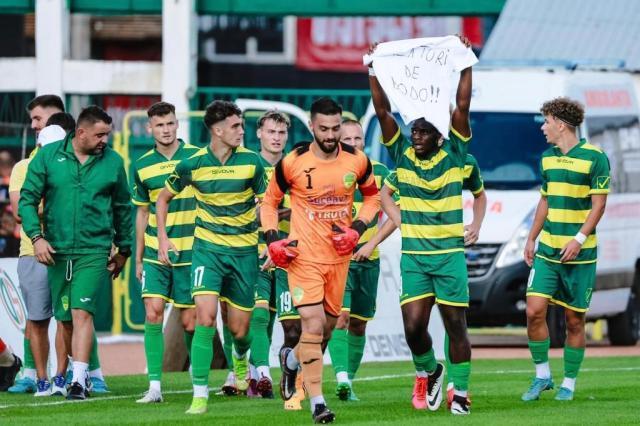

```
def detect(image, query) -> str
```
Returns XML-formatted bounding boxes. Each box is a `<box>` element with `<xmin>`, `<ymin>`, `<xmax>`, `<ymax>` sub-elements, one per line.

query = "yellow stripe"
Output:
<box><xmin>449</xmin><ymin>126</ymin><xmax>471</xmax><ymax>142</ymax></box>
<box><xmin>400</xmin><ymin>293</ymin><xmax>436</xmax><ymax>306</ymax></box>
<box><xmin>138</xmin><ymin>160</ymin><xmax>180</xmax><ymax>182</ymax></box>
<box><xmin>279</xmin><ymin>315</ymin><xmax>301</xmax><ymax>320</ymax></box>
<box><xmin>589</xmin><ymin>188</ymin><xmax>610</xmax><ymax>195</ymax></box>
<box><xmin>194</xmin><ymin>227</ymin><xmax>257</xmax><ymax>247</ymax></box>
<box><xmin>539</xmin><ymin>230</ymin><xmax>597</xmax><ymax>249</ymax></box>
<box><xmin>349</xmin><ymin>313</ymin><xmax>374</xmax><ymax>321</ymax></box>
<box><xmin>547</xmin><ymin>208</ymin><xmax>590</xmax><ymax>224</ymax></box>
<box><xmin>193</xmin><ymin>291</ymin><xmax>220</xmax><ymax>297</ymax></box>
<box><xmin>401</xmin><ymin>223</ymin><xmax>464</xmax><ymax>239</ymax></box>
<box><xmin>132</xmin><ymin>199</ymin><xmax>150</xmax><ymax>206</ymax></box>
<box><xmin>397</xmin><ymin>167</ymin><xmax>462</xmax><ymax>192</ymax></box>
<box><xmin>197</xmin><ymin>206</ymin><xmax>256</xmax><ymax>227</ymax></box>
<box><xmin>192</xmin><ymin>164</ymin><xmax>256</xmax><ymax>182</ymax></box>
<box><xmin>526</xmin><ymin>292</ymin><xmax>553</xmax><ymax>299</ymax></box>
<box><xmin>142</xmin><ymin>294</ymin><xmax>172</xmax><ymax>302</ymax></box>
<box><xmin>165</xmin><ymin>182</ymin><xmax>180</xmax><ymax>195</ymax></box>
<box><xmin>463</xmin><ymin>164</ymin><xmax>473</xmax><ymax>178</ymax></box>
<box><xmin>195</xmin><ymin>187</ymin><xmax>254</xmax><ymax>206</ymax></box>
<box><xmin>385</xmin><ymin>180</ymin><xmax>398</xmax><ymax>192</ymax></box>
<box><xmin>173</xmin><ymin>302</ymin><xmax>195</xmax><ymax>308</ymax></box>
<box><xmin>540</xmin><ymin>188</ymin><xmax>548</xmax><ymax>196</ymax></box>
<box><xmin>472</xmin><ymin>186</ymin><xmax>484</xmax><ymax>196</ymax></box>
<box><xmin>150</xmin><ymin>186</ymin><xmax>193</xmax><ymax>203</ymax></box>
<box><xmin>382</xmin><ymin>128</ymin><xmax>401</xmax><ymax>146</ymax></box>
<box><xmin>218</xmin><ymin>296</ymin><xmax>254</xmax><ymax>312</ymax></box>
<box><xmin>581</xmin><ymin>143</ymin><xmax>603</xmax><ymax>153</ymax></box>
<box><xmin>542</xmin><ymin>157</ymin><xmax>592</xmax><ymax>174</ymax></box>
<box><xmin>402</xmin><ymin>248</ymin><xmax>464</xmax><ymax>255</ymax></box>
<box><xmin>142</xmin><ymin>258</ymin><xmax>191</xmax><ymax>267</ymax></box>
<box><xmin>404</xmin><ymin>147</ymin><xmax>449</xmax><ymax>170</ymax></box>
<box><xmin>144</xmin><ymin>234</ymin><xmax>194</xmax><ymax>251</ymax></box>
<box><xmin>546</xmin><ymin>182</ymin><xmax>590</xmax><ymax>198</ymax></box>
<box><xmin>534</xmin><ymin>254</ymin><xmax>596</xmax><ymax>265</ymax></box>
<box><xmin>436</xmin><ymin>298</ymin><xmax>469</xmax><ymax>308</ymax></box>
<box><xmin>550</xmin><ymin>297</ymin><xmax>588</xmax><ymax>313</ymax></box>
<box><xmin>148</xmin><ymin>210</ymin><xmax>197</xmax><ymax>227</ymax></box>
<box><xmin>400</xmin><ymin>194</ymin><xmax>462</xmax><ymax>213</ymax></box>
<box><xmin>341</xmin><ymin>307</ymin><xmax>351</xmax><ymax>312</ymax></box>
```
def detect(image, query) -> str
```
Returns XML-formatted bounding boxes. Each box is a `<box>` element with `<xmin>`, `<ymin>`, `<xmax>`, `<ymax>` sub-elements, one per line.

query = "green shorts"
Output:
<box><xmin>527</xmin><ymin>256</ymin><xmax>596</xmax><ymax>312</ymax></box>
<box><xmin>48</xmin><ymin>253</ymin><xmax>110</xmax><ymax>321</ymax></box>
<box><xmin>141</xmin><ymin>261</ymin><xmax>194</xmax><ymax>308</ymax></box>
<box><xmin>274</xmin><ymin>267</ymin><xmax>299</xmax><ymax>320</ymax></box>
<box><xmin>191</xmin><ymin>249</ymin><xmax>256</xmax><ymax>311</ymax></box>
<box><xmin>400</xmin><ymin>252</ymin><xmax>469</xmax><ymax>307</ymax></box>
<box><xmin>255</xmin><ymin>269</ymin><xmax>277</xmax><ymax>311</ymax></box>
<box><xmin>343</xmin><ymin>260</ymin><xmax>380</xmax><ymax>321</ymax></box>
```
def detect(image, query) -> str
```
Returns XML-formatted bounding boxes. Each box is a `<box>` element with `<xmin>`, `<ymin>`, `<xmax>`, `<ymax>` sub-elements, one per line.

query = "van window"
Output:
<box><xmin>584</xmin><ymin>115</ymin><xmax>640</xmax><ymax>193</ymax></box>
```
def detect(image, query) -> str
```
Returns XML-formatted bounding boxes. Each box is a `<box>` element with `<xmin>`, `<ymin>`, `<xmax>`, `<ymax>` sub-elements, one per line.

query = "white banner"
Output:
<box><xmin>0</xmin><ymin>258</ymin><xmax>58</xmax><ymax>376</ymax></box>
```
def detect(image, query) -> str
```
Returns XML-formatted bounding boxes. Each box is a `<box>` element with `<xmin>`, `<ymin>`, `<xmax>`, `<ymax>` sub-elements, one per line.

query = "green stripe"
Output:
<box><xmin>402</xmin><ymin>236</ymin><xmax>463</xmax><ymax>253</ymax></box>
<box><xmin>401</xmin><ymin>209</ymin><xmax>462</xmax><ymax>226</ymax></box>
<box><xmin>194</xmin><ymin>238</ymin><xmax>258</xmax><ymax>255</ymax></box>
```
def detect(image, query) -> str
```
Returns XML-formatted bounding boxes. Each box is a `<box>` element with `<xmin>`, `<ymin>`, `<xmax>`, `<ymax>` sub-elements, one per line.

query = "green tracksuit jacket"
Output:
<box><xmin>19</xmin><ymin>133</ymin><xmax>133</xmax><ymax>255</ymax></box>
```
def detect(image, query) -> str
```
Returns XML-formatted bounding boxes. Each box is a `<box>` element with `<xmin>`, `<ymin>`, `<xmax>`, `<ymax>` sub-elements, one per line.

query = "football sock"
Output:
<box><xmin>23</xmin><ymin>337</ymin><xmax>35</xmax><ymax>370</ymax></box>
<box><xmin>296</xmin><ymin>332</ymin><xmax>324</xmax><ymax>398</ymax></box>
<box><xmin>249</xmin><ymin>308</ymin><xmax>271</xmax><ymax>368</ymax></box>
<box><xmin>450</xmin><ymin>361</ymin><xmax>470</xmax><ymax>392</ymax></box>
<box><xmin>72</xmin><ymin>361</ymin><xmax>88</xmax><ymax>388</ymax></box>
<box><xmin>528</xmin><ymin>338</ymin><xmax>551</xmax><ymax>378</ymax></box>
<box><xmin>191</xmin><ymin>325</ymin><xmax>215</xmax><ymax>386</ymax></box>
<box><xmin>327</xmin><ymin>328</ymin><xmax>348</xmax><ymax>378</ymax></box>
<box><xmin>144</xmin><ymin>322</ymin><xmax>164</xmax><ymax>382</ymax></box>
<box><xmin>88</xmin><ymin>332</ymin><xmax>101</xmax><ymax>371</ymax></box>
<box><xmin>347</xmin><ymin>332</ymin><xmax>366</xmax><ymax>380</ymax></box>
<box><xmin>183</xmin><ymin>330</ymin><xmax>194</xmax><ymax>360</ymax></box>
<box><xmin>412</xmin><ymin>348</ymin><xmax>437</xmax><ymax>374</ymax></box>
<box><xmin>563</xmin><ymin>345</ymin><xmax>585</xmax><ymax>380</ymax></box>
<box><xmin>222</xmin><ymin>324</ymin><xmax>233</xmax><ymax>371</ymax></box>
<box><xmin>233</xmin><ymin>334</ymin><xmax>251</xmax><ymax>359</ymax></box>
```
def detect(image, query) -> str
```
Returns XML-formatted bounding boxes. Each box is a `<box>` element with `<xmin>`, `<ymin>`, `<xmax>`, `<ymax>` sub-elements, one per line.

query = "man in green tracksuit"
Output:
<box><xmin>19</xmin><ymin>106</ymin><xmax>133</xmax><ymax>400</ymax></box>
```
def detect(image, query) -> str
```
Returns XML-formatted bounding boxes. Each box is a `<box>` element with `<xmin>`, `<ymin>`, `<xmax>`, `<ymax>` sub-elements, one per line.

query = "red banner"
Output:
<box><xmin>296</xmin><ymin>17</ymin><xmax>482</xmax><ymax>72</ymax></box>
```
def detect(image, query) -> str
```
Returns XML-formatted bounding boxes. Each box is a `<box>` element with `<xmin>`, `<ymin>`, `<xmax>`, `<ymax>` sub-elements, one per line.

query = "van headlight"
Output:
<box><xmin>495</xmin><ymin>209</ymin><xmax>535</xmax><ymax>269</ymax></box>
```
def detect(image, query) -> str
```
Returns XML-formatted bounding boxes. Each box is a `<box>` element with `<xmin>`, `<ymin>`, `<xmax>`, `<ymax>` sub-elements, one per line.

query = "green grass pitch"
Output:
<box><xmin>1</xmin><ymin>356</ymin><xmax>638</xmax><ymax>425</ymax></box>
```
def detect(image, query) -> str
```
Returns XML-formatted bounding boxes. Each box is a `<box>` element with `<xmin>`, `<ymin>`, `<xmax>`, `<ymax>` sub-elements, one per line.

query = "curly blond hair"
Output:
<box><xmin>541</xmin><ymin>97</ymin><xmax>584</xmax><ymax>127</ymax></box>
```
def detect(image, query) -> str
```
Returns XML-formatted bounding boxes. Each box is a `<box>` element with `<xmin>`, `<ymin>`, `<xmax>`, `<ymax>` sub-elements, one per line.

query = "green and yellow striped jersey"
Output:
<box><xmin>353</xmin><ymin>160</ymin><xmax>393</xmax><ymax>261</ymax></box>
<box><xmin>166</xmin><ymin>145</ymin><xmax>266</xmax><ymax>254</ymax></box>
<box><xmin>462</xmin><ymin>154</ymin><xmax>484</xmax><ymax>195</ymax></box>
<box><xmin>132</xmin><ymin>140</ymin><xmax>199</xmax><ymax>265</ymax></box>
<box><xmin>386</xmin><ymin>153</ymin><xmax>483</xmax><ymax>196</ymax></box>
<box><xmin>382</xmin><ymin>127</ymin><xmax>471</xmax><ymax>255</ymax></box>
<box><xmin>257</xmin><ymin>154</ymin><xmax>291</xmax><ymax>254</ymax></box>
<box><xmin>536</xmin><ymin>139</ymin><xmax>610</xmax><ymax>264</ymax></box>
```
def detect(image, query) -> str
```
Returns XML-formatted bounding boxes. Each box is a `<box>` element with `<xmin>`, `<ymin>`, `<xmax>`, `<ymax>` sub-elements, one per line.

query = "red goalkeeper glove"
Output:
<box><xmin>331</xmin><ymin>220</ymin><xmax>366</xmax><ymax>256</ymax></box>
<box><xmin>267</xmin><ymin>238</ymin><xmax>298</xmax><ymax>268</ymax></box>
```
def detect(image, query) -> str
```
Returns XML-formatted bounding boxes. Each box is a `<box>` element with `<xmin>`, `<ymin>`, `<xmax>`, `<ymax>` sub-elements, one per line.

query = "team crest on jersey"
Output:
<box><xmin>596</xmin><ymin>176</ymin><xmax>610</xmax><ymax>189</ymax></box>
<box><xmin>293</xmin><ymin>286</ymin><xmax>304</xmax><ymax>304</ymax></box>
<box><xmin>343</xmin><ymin>172</ymin><xmax>356</xmax><ymax>189</ymax></box>
<box><xmin>61</xmin><ymin>295</ymin><xmax>69</xmax><ymax>311</ymax></box>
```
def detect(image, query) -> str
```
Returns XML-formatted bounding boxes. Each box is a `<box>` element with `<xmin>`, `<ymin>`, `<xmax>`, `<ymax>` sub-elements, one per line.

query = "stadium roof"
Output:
<box><xmin>480</xmin><ymin>0</ymin><xmax>640</xmax><ymax>71</ymax></box>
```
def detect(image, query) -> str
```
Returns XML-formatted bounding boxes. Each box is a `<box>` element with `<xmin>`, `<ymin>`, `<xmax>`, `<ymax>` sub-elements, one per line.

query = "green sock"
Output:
<box><xmin>449</xmin><ymin>361</ymin><xmax>471</xmax><ymax>391</ymax></box>
<box><xmin>144</xmin><ymin>322</ymin><xmax>164</xmax><ymax>381</ymax></box>
<box><xmin>192</xmin><ymin>325</ymin><xmax>215</xmax><ymax>386</ymax></box>
<box><xmin>563</xmin><ymin>345</ymin><xmax>585</xmax><ymax>379</ymax></box>
<box><xmin>223</xmin><ymin>323</ymin><xmax>233</xmax><ymax>370</ymax></box>
<box><xmin>183</xmin><ymin>331</ymin><xmax>194</xmax><ymax>360</ymax></box>
<box><xmin>444</xmin><ymin>332</ymin><xmax>451</xmax><ymax>369</ymax></box>
<box><xmin>23</xmin><ymin>337</ymin><xmax>35</xmax><ymax>369</ymax></box>
<box><xmin>89</xmin><ymin>332</ymin><xmax>100</xmax><ymax>371</ymax></box>
<box><xmin>347</xmin><ymin>333</ymin><xmax>366</xmax><ymax>380</ymax></box>
<box><xmin>267</xmin><ymin>310</ymin><xmax>276</xmax><ymax>345</ymax></box>
<box><xmin>528</xmin><ymin>338</ymin><xmax>550</xmax><ymax>364</ymax></box>
<box><xmin>233</xmin><ymin>334</ymin><xmax>252</xmax><ymax>358</ymax></box>
<box><xmin>328</xmin><ymin>328</ymin><xmax>348</xmax><ymax>376</ymax></box>
<box><xmin>412</xmin><ymin>348</ymin><xmax>437</xmax><ymax>374</ymax></box>
<box><xmin>248</xmin><ymin>308</ymin><xmax>271</xmax><ymax>367</ymax></box>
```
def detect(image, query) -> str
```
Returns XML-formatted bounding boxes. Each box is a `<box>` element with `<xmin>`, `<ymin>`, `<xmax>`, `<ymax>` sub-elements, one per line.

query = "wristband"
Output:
<box><xmin>118</xmin><ymin>247</ymin><xmax>132</xmax><ymax>258</ymax></box>
<box><xmin>368</xmin><ymin>67</ymin><xmax>376</xmax><ymax>77</ymax></box>
<box><xmin>31</xmin><ymin>234</ymin><xmax>43</xmax><ymax>244</ymax></box>
<box><xmin>574</xmin><ymin>232</ymin><xmax>587</xmax><ymax>245</ymax></box>
<box><xmin>351</xmin><ymin>219</ymin><xmax>368</xmax><ymax>236</ymax></box>
<box><xmin>264</xmin><ymin>229</ymin><xmax>279</xmax><ymax>246</ymax></box>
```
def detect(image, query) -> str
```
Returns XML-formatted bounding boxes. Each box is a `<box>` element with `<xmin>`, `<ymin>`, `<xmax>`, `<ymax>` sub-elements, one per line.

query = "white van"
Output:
<box><xmin>363</xmin><ymin>68</ymin><xmax>640</xmax><ymax>347</ymax></box>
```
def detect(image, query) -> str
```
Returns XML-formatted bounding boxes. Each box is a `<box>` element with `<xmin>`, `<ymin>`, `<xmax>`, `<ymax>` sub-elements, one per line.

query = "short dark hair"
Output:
<box><xmin>310</xmin><ymin>97</ymin><xmax>342</xmax><ymax>118</ymax></box>
<box><xmin>77</xmin><ymin>105</ymin><xmax>112</xmax><ymax>128</ymax></box>
<box><xmin>341</xmin><ymin>118</ymin><xmax>361</xmax><ymax>127</ymax></box>
<box><xmin>541</xmin><ymin>97</ymin><xmax>584</xmax><ymax>128</ymax></box>
<box><xmin>26</xmin><ymin>95</ymin><xmax>64</xmax><ymax>113</ymax></box>
<box><xmin>46</xmin><ymin>112</ymin><xmax>76</xmax><ymax>134</ymax></box>
<box><xmin>257</xmin><ymin>110</ymin><xmax>291</xmax><ymax>129</ymax></box>
<box><xmin>203</xmin><ymin>100</ymin><xmax>242</xmax><ymax>129</ymax></box>
<box><xmin>147</xmin><ymin>101</ymin><xmax>176</xmax><ymax>118</ymax></box>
